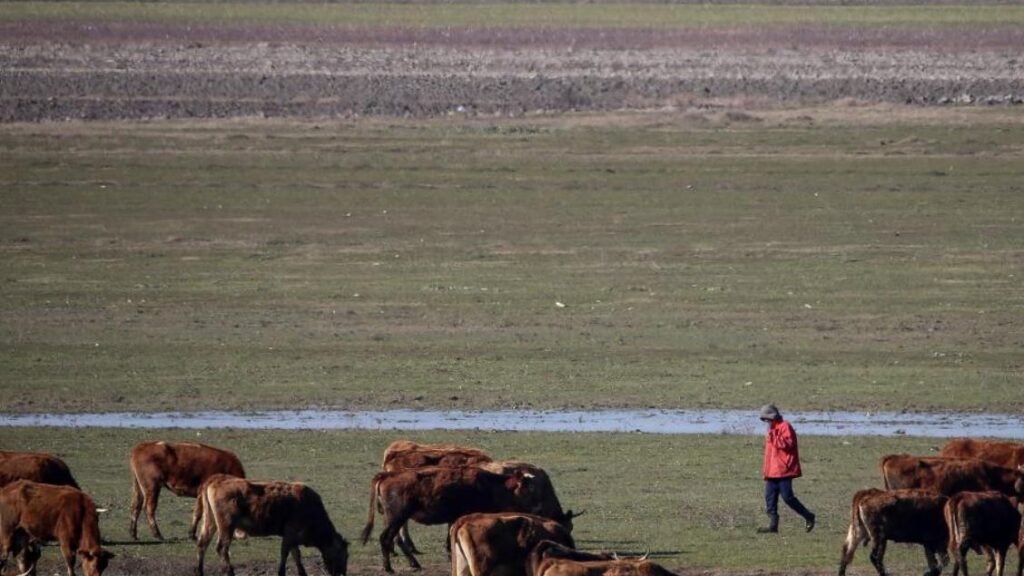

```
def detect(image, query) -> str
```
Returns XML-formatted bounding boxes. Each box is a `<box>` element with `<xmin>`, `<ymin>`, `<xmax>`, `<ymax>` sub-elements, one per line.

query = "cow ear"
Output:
<box><xmin>101</xmin><ymin>550</ymin><xmax>116</xmax><ymax>560</ymax></box>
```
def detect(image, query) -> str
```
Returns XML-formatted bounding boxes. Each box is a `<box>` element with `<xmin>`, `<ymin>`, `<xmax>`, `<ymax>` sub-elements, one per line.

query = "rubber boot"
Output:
<box><xmin>757</xmin><ymin>514</ymin><xmax>779</xmax><ymax>533</ymax></box>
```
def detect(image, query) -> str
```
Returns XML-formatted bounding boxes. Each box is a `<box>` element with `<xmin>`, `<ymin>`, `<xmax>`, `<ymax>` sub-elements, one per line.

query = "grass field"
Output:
<box><xmin>2</xmin><ymin>109</ymin><xmax>1022</xmax><ymax>414</ymax></box>
<box><xmin>0</xmin><ymin>426</ymin><xmax>943</xmax><ymax>574</ymax></box>
<box><xmin>3</xmin><ymin>2</ymin><xmax>1024</xmax><ymax>28</ymax></box>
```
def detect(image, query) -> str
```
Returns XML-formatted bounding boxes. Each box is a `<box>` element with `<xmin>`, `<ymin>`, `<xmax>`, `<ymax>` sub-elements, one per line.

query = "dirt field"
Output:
<box><xmin>2</xmin><ymin>8</ymin><xmax>1023</xmax><ymax>121</ymax></box>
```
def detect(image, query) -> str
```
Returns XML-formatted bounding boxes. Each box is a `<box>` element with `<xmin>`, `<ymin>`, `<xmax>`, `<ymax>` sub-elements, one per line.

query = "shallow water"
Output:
<box><xmin>0</xmin><ymin>408</ymin><xmax>1021</xmax><ymax>438</ymax></box>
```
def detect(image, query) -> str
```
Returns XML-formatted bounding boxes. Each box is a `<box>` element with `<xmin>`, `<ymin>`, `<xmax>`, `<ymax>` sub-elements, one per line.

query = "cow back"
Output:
<box><xmin>382</xmin><ymin>441</ymin><xmax>492</xmax><ymax>472</ymax></box>
<box><xmin>941</xmin><ymin>439</ymin><xmax>1024</xmax><ymax>469</ymax></box>
<box><xmin>858</xmin><ymin>488</ymin><xmax>948</xmax><ymax>549</ymax></box>
<box><xmin>0</xmin><ymin>451</ymin><xmax>79</xmax><ymax>489</ymax></box>
<box><xmin>946</xmin><ymin>491</ymin><xmax>1021</xmax><ymax>549</ymax></box>
<box><xmin>0</xmin><ymin>480</ymin><xmax>102</xmax><ymax>549</ymax></box>
<box><xmin>880</xmin><ymin>454</ymin><xmax>1021</xmax><ymax>497</ymax></box>
<box><xmin>132</xmin><ymin>441</ymin><xmax>245</xmax><ymax>496</ymax></box>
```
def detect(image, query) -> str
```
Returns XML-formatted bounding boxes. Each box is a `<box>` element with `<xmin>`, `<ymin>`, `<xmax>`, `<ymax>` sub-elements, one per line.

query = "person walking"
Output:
<box><xmin>758</xmin><ymin>403</ymin><xmax>815</xmax><ymax>533</ymax></box>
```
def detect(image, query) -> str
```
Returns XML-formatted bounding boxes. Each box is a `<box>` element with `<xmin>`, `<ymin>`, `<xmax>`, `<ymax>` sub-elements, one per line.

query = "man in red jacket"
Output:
<box><xmin>758</xmin><ymin>404</ymin><xmax>815</xmax><ymax>533</ymax></box>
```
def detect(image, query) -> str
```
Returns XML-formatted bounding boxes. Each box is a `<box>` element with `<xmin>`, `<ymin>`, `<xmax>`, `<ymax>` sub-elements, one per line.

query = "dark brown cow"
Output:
<box><xmin>451</xmin><ymin>513</ymin><xmax>576</xmax><ymax>576</ymax></box>
<box><xmin>880</xmin><ymin>455</ymin><xmax>1024</xmax><ymax>499</ymax></box>
<box><xmin>194</xmin><ymin>474</ymin><xmax>348</xmax><ymax>576</ymax></box>
<box><xmin>838</xmin><ymin>488</ymin><xmax>949</xmax><ymax>576</ymax></box>
<box><xmin>944</xmin><ymin>491</ymin><xmax>1022</xmax><ymax>576</ymax></box>
<box><xmin>381</xmin><ymin>441</ymin><xmax>493</xmax><ymax>554</ymax></box>
<box><xmin>941</xmin><ymin>439</ymin><xmax>1024</xmax><ymax>470</ymax></box>
<box><xmin>528</xmin><ymin>540</ymin><xmax>677</xmax><ymax>576</ymax></box>
<box><xmin>0</xmin><ymin>480</ymin><xmax>114</xmax><ymax>576</ymax></box>
<box><xmin>0</xmin><ymin>450</ymin><xmax>80</xmax><ymax>489</ymax></box>
<box><xmin>361</xmin><ymin>466</ymin><xmax>577</xmax><ymax>573</ymax></box>
<box><xmin>381</xmin><ymin>441</ymin><xmax>492</xmax><ymax>473</ymax></box>
<box><xmin>478</xmin><ymin>462</ymin><xmax>577</xmax><ymax>531</ymax></box>
<box><xmin>129</xmin><ymin>440</ymin><xmax>246</xmax><ymax>541</ymax></box>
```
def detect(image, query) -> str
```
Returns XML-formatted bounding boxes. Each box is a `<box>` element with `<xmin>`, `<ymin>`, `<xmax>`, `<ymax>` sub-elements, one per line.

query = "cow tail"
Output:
<box><xmin>361</xmin><ymin>474</ymin><xmax>381</xmax><ymax>545</ymax></box>
<box><xmin>197</xmin><ymin>483</ymin><xmax>215</xmax><ymax>544</ymax></box>
<box><xmin>856</xmin><ymin>504</ymin><xmax>873</xmax><ymax>548</ymax></box>
<box><xmin>451</xmin><ymin>525</ymin><xmax>468</xmax><ymax>576</ymax></box>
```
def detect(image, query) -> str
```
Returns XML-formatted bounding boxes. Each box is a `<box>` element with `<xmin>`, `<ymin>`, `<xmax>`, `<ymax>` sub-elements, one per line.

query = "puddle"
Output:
<box><xmin>0</xmin><ymin>409</ymin><xmax>1021</xmax><ymax>438</ymax></box>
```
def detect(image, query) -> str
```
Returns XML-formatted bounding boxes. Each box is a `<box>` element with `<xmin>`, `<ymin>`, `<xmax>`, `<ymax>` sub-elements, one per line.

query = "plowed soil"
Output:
<box><xmin>2</xmin><ymin>21</ymin><xmax>1022</xmax><ymax>121</ymax></box>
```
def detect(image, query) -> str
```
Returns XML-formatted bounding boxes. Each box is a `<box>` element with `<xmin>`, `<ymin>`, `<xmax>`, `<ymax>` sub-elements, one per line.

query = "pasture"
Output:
<box><xmin>2</xmin><ymin>426</ymin><xmax>941</xmax><ymax>575</ymax></box>
<box><xmin>2</xmin><ymin>109</ymin><xmax>1023</xmax><ymax>415</ymax></box>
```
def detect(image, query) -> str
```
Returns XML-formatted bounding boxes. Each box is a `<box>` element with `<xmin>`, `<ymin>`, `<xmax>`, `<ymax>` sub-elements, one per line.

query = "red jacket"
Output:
<box><xmin>763</xmin><ymin>419</ymin><xmax>802</xmax><ymax>479</ymax></box>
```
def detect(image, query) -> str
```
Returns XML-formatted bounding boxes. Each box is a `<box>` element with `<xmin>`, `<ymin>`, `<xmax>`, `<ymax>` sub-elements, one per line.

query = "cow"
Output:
<box><xmin>944</xmin><ymin>491</ymin><xmax>1022</xmax><ymax>576</ymax></box>
<box><xmin>838</xmin><ymin>488</ymin><xmax>949</xmax><ymax>576</ymax></box>
<box><xmin>0</xmin><ymin>480</ymin><xmax>114</xmax><ymax>576</ymax></box>
<box><xmin>381</xmin><ymin>441</ymin><xmax>493</xmax><ymax>554</ymax></box>
<box><xmin>194</xmin><ymin>474</ymin><xmax>348</xmax><ymax>576</ymax></box>
<box><xmin>941</xmin><ymin>439</ymin><xmax>1024</xmax><ymax>471</ymax></box>
<box><xmin>0</xmin><ymin>450</ymin><xmax>80</xmax><ymax>489</ymax></box>
<box><xmin>450</xmin><ymin>513</ymin><xmax>576</xmax><ymax>576</ymax></box>
<box><xmin>361</xmin><ymin>466</ymin><xmax>578</xmax><ymax>573</ymax></box>
<box><xmin>477</xmin><ymin>462</ymin><xmax>576</xmax><ymax>531</ymax></box>
<box><xmin>527</xmin><ymin>540</ymin><xmax>677</xmax><ymax>576</ymax></box>
<box><xmin>880</xmin><ymin>455</ymin><xmax>1024</xmax><ymax>500</ymax></box>
<box><xmin>129</xmin><ymin>440</ymin><xmax>246</xmax><ymax>541</ymax></box>
<box><xmin>381</xmin><ymin>441</ymin><xmax>492</xmax><ymax>473</ymax></box>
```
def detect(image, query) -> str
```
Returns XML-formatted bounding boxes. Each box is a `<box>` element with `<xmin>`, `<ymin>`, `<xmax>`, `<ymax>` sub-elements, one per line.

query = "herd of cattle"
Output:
<box><xmin>2</xmin><ymin>437</ymin><xmax>1024</xmax><ymax>576</ymax></box>
<box><xmin>840</xmin><ymin>438</ymin><xmax>1024</xmax><ymax>576</ymax></box>
<box><xmin>0</xmin><ymin>440</ymin><xmax>672</xmax><ymax>576</ymax></box>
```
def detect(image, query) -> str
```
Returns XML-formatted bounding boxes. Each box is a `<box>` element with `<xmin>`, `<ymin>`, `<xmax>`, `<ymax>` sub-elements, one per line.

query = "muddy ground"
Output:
<box><xmin>2</xmin><ymin>21</ymin><xmax>1022</xmax><ymax>121</ymax></box>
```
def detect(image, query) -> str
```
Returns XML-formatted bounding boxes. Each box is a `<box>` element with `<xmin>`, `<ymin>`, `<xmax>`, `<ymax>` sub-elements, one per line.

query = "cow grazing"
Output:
<box><xmin>880</xmin><ymin>455</ymin><xmax>1024</xmax><ymax>499</ymax></box>
<box><xmin>941</xmin><ymin>439</ymin><xmax>1024</xmax><ymax>471</ymax></box>
<box><xmin>381</xmin><ymin>441</ymin><xmax>493</xmax><ymax>473</ymax></box>
<box><xmin>0</xmin><ymin>450</ymin><xmax>80</xmax><ymax>489</ymax></box>
<box><xmin>944</xmin><ymin>491</ymin><xmax>1022</xmax><ymax>576</ymax></box>
<box><xmin>381</xmin><ymin>441</ymin><xmax>493</xmax><ymax>554</ymax></box>
<box><xmin>194</xmin><ymin>474</ymin><xmax>348</xmax><ymax>576</ymax></box>
<box><xmin>362</xmin><ymin>466</ymin><xmax>578</xmax><ymax>573</ymax></box>
<box><xmin>0</xmin><ymin>480</ymin><xmax>114</xmax><ymax>576</ymax></box>
<box><xmin>838</xmin><ymin>488</ymin><xmax>949</xmax><ymax>576</ymax></box>
<box><xmin>129</xmin><ymin>440</ymin><xmax>246</xmax><ymax>541</ymax></box>
<box><xmin>477</xmin><ymin>462</ymin><xmax>578</xmax><ymax>532</ymax></box>
<box><xmin>527</xmin><ymin>540</ymin><xmax>676</xmax><ymax>576</ymax></box>
<box><xmin>450</xmin><ymin>513</ymin><xmax>576</xmax><ymax>576</ymax></box>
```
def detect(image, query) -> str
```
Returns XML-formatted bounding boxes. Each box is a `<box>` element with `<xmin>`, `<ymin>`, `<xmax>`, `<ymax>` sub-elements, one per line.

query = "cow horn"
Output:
<box><xmin>522</xmin><ymin>473</ymin><xmax>535</xmax><ymax>479</ymax></box>
<box><xmin>611</xmin><ymin>552</ymin><xmax>620</xmax><ymax>561</ymax></box>
<box><xmin>95</xmin><ymin>508</ymin><xmax>109</xmax><ymax>514</ymax></box>
<box><xmin>566</xmin><ymin>509</ymin><xmax>586</xmax><ymax>519</ymax></box>
<box><xmin>16</xmin><ymin>565</ymin><xmax>35</xmax><ymax>576</ymax></box>
<box><xmin>640</xmin><ymin>547</ymin><xmax>650</xmax><ymax>561</ymax></box>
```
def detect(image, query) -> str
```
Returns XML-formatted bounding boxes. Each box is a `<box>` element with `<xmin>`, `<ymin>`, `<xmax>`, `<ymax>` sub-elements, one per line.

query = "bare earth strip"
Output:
<box><xmin>2</xmin><ymin>22</ymin><xmax>1023</xmax><ymax>121</ymax></box>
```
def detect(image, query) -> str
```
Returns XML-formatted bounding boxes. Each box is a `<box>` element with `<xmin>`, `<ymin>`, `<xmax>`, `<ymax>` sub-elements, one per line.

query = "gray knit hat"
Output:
<box><xmin>759</xmin><ymin>404</ymin><xmax>781</xmax><ymax>421</ymax></box>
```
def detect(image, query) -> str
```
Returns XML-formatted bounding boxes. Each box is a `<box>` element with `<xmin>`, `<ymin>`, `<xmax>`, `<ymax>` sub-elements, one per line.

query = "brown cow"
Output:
<box><xmin>941</xmin><ymin>439</ymin><xmax>1024</xmax><ymax>470</ymax></box>
<box><xmin>528</xmin><ymin>540</ymin><xmax>677</xmax><ymax>576</ymax></box>
<box><xmin>838</xmin><ymin>488</ymin><xmax>949</xmax><ymax>576</ymax></box>
<box><xmin>944</xmin><ymin>491</ymin><xmax>1022</xmax><ymax>576</ymax></box>
<box><xmin>194</xmin><ymin>474</ymin><xmax>348</xmax><ymax>576</ymax></box>
<box><xmin>361</xmin><ymin>466</ymin><xmax>577</xmax><ymax>573</ymax></box>
<box><xmin>0</xmin><ymin>450</ymin><xmax>80</xmax><ymax>489</ymax></box>
<box><xmin>382</xmin><ymin>441</ymin><xmax>492</xmax><ymax>473</ymax></box>
<box><xmin>880</xmin><ymin>455</ymin><xmax>1024</xmax><ymax>499</ymax></box>
<box><xmin>478</xmin><ymin>462</ymin><xmax>577</xmax><ymax>531</ymax></box>
<box><xmin>450</xmin><ymin>513</ymin><xmax>576</xmax><ymax>576</ymax></box>
<box><xmin>0</xmin><ymin>480</ymin><xmax>114</xmax><ymax>576</ymax></box>
<box><xmin>381</xmin><ymin>441</ymin><xmax>493</xmax><ymax>554</ymax></box>
<box><xmin>129</xmin><ymin>440</ymin><xmax>246</xmax><ymax>541</ymax></box>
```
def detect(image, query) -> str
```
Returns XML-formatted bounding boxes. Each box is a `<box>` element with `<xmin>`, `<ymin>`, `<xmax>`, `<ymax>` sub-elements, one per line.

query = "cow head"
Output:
<box><xmin>321</xmin><ymin>532</ymin><xmax>349</xmax><ymax>576</ymax></box>
<box><xmin>78</xmin><ymin>548</ymin><xmax>114</xmax><ymax>576</ymax></box>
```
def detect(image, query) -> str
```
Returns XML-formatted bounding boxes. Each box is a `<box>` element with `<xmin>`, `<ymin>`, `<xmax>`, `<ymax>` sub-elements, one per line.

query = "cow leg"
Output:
<box><xmin>290</xmin><ymin>544</ymin><xmax>308</xmax><ymax>576</ymax></box>
<box><xmin>144</xmin><ymin>482</ymin><xmax>165</xmax><ymax>541</ymax></box>
<box><xmin>189</xmin><ymin>496</ymin><xmax>204</xmax><ymax>541</ymax></box>
<box><xmin>400</xmin><ymin>523</ymin><xmax>422</xmax><ymax>555</ymax></box>
<box><xmin>215</xmin><ymin>524</ymin><xmax>236</xmax><ymax>576</ymax></box>
<box><xmin>60</xmin><ymin>540</ymin><xmax>77</xmax><ymax>576</ymax></box>
<box><xmin>994</xmin><ymin>548</ymin><xmax>1007</xmax><ymax>576</ymax></box>
<box><xmin>394</xmin><ymin>530</ymin><xmax>422</xmax><ymax>571</ymax></box>
<box><xmin>924</xmin><ymin>547</ymin><xmax>943</xmax><ymax>576</ymax></box>
<box><xmin>379</xmin><ymin>516</ymin><xmax>421</xmax><ymax>573</ymax></box>
<box><xmin>986</xmin><ymin>548</ymin><xmax>998</xmax><ymax>576</ymax></box>
<box><xmin>868</xmin><ymin>538</ymin><xmax>888</xmax><ymax>576</ymax></box>
<box><xmin>838</xmin><ymin>522</ymin><xmax>863</xmax><ymax>576</ymax></box>
<box><xmin>129</xmin><ymin>472</ymin><xmax>144</xmax><ymax>540</ymax></box>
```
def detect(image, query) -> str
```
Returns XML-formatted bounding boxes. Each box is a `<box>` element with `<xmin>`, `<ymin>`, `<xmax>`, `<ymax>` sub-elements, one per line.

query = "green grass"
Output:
<box><xmin>1</xmin><ymin>113</ymin><xmax>1023</xmax><ymax>414</ymax></box>
<box><xmin>0</xmin><ymin>427</ymin><xmax>944</xmax><ymax>574</ymax></box>
<box><xmin>2</xmin><ymin>2</ymin><xmax>1023</xmax><ymax>28</ymax></box>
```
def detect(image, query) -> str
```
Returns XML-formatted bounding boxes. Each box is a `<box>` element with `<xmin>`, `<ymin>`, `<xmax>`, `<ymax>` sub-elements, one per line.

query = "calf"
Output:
<box><xmin>941</xmin><ymin>439</ymin><xmax>1024</xmax><ymax>470</ymax></box>
<box><xmin>450</xmin><ymin>513</ymin><xmax>575</xmax><ymax>576</ymax></box>
<box><xmin>0</xmin><ymin>480</ymin><xmax>114</xmax><ymax>576</ymax></box>
<box><xmin>0</xmin><ymin>450</ymin><xmax>79</xmax><ymax>489</ymax></box>
<box><xmin>362</xmin><ymin>466</ymin><xmax>576</xmax><ymax>573</ymax></box>
<box><xmin>195</xmin><ymin>474</ymin><xmax>348</xmax><ymax>576</ymax></box>
<box><xmin>944</xmin><ymin>491</ymin><xmax>1021</xmax><ymax>576</ymax></box>
<box><xmin>381</xmin><ymin>441</ymin><xmax>493</xmax><ymax>554</ymax></box>
<box><xmin>528</xmin><ymin>540</ymin><xmax>677</xmax><ymax>576</ymax></box>
<box><xmin>129</xmin><ymin>440</ymin><xmax>246</xmax><ymax>541</ymax></box>
<box><xmin>838</xmin><ymin>488</ymin><xmax>949</xmax><ymax>576</ymax></box>
<box><xmin>880</xmin><ymin>455</ymin><xmax>1024</xmax><ymax>499</ymax></box>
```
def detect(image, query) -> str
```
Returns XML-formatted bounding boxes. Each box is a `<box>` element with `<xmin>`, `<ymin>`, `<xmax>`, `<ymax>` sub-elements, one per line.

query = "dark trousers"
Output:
<box><xmin>764</xmin><ymin>477</ymin><xmax>813</xmax><ymax>519</ymax></box>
